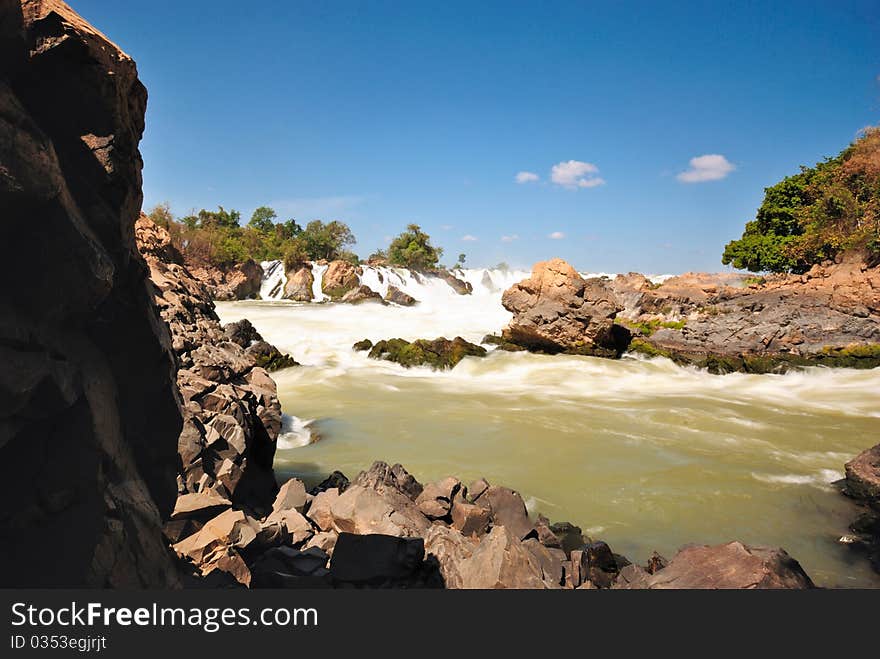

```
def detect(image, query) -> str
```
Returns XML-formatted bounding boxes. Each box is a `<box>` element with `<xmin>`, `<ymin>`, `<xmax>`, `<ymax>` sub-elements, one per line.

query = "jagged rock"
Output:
<box><xmin>341</xmin><ymin>284</ymin><xmax>386</xmax><ymax>305</ymax></box>
<box><xmin>330</xmin><ymin>533</ymin><xmax>427</xmax><ymax>585</ymax></box>
<box><xmin>283</xmin><ymin>266</ymin><xmax>314</xmax><ymax>302</ymax></box>
<box><xmin>428</xmin><ymin>269</ymin><xmax>473</xmax><ymax>295</ymax></box>
<box><xmin>423</xmin><ymin>525</ymin><xmax>478</xmax><ymax>588</ymax></box>
<box><xmin>305</xmin><ymin>531</ymin><xmax>339</xmax><ymax>556</ymax></box>
<box><xmin>468</xmin><ymin>478</ymin><xmax>491</xmax><ymax>502</ymax></box>
<box><xmin>456</xmin><ymin>526</ymin><xmax>547</xmax><ymax>589</ymax></box>
<box><xmin>477</xmin><ymin>486</ymin><xmax>534</xmax><ymax>540</ymax></box>
<box><xmin>306</xmin><ymin>487</ymin><xmax>340</xmax><ymax>531</ymax></box>
<box><xmin>137</xmin><ymin>217</ymin><xmax>283</xmax><ymax>517</ymax></box>
<box><xmin>502</xmin><ymin>259</ymin><xmax>625</xmax><ymax>355</ymax></box>
<box><xmin>549</xmin><ymin>521</ymin><xmax>586</xmax><ymax>556</ymax></box>
<box><xmin>367</xmin><ymin>337</ymin><xmax>487</xmax><ymax>370</ymax></box>
<box><xmin>522</xmin><ymin>538</ymin><xmax>566</xmax><ymax>588</ymax></box>
<box><xmin>579</xmin><ymin>541</ymin><xmax>619</xmax><ymax>588</ymax></box>
<box><xmin>352</xmin><ymin>339</ymin><xmax>374</xmax><ymax>352</ymax></box>
<box><xmin>613</xmin><ymin>541</ymin><xmax>815</xmax><ymax>589</ymax></box>
<box><xmin>173</xmin><ymin>509</ymin><xmax>261</xmax><ymax>565</ymax></box>
<box><xmin>449</xmin><ymin>496</ymin><xmax>491</xmax><ymax>537</ymax></box>
<box><xmin>845</xmin><ymin>444</ymin><xmax>880</xmax><ymax>501</ymax></box>
<box><xmin>262</xmin><ymin>508</ymin><xmax>313</xmax><ymax>545</ymax></box>
<box><xmin>309</xmin><ymin>470</ymin><xmax>350</xmax><ymax>495</ymax></box>
<box><xmin>0</xmin><ymin>0</ymin><xmax>183</xmax><ymax>587</ymax></box>
<box><xmin>322</xmin><ymin>260</ymin><xmax>360</xmax><ymax>300</ymax></box>
<box><xmin>385</xmin><ymin>285</ymin><xmax>418</xmax><ymax>306</ymax></box>
<box><xmin>273</xmin><ymin>478</ymin><xmax>309</xmax><ymax>513</ymax></box>
<box><xmin>170</xmin><ymin>491</ymin><xmax>232</xmax><ymax>521</ymax></box>
<box><xmin>189</xmin><ymin>260</ymin><xmax>263</xmax><ymax>301</ymax></box>
<box><xmin>415</xmin><ymin>477</ymin><xmax>461</xmax><ymax>519</ymax></box>
<box><xmin>328</xmin><ymin>485</ymin><xmax>430</xmax><ymax>537</ymax></box>
<box><xmin>645</xmin><ymin>551</ymin><xmax>669</xmax><ymax>574</ymax></box>
<box><xmin>354</xmin><ymin>461</ymin><xmax>424</xmax><ymax>500</ymax></box>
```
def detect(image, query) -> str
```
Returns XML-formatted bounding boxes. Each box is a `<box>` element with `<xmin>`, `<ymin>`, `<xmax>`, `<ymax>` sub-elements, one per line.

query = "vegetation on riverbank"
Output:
<box><xmin>722</xmin><ymin>126</ymin><xmax>880</xmax><ymax>273</ymax></box>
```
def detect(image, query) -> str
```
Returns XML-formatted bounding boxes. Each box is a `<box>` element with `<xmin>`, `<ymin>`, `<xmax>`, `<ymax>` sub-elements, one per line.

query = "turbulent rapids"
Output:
<box><xmin>216</xmin><ymin>264</ymin><xmax>880</xmax><ymax>588</ymax></box>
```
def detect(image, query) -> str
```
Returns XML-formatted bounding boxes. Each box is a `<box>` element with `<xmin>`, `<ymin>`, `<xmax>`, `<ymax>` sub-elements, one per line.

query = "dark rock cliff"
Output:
<box><xmin>0</xmin><ymin>0</ymin><xmax>182</xmax><ymax>586</ymax></box>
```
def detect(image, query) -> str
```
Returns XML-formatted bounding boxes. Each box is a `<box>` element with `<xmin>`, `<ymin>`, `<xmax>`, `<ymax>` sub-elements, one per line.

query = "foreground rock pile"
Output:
<box><xmin>169</xmin><ymin>461</ymin><xmax>815</xmax><ymax>589</ymax></box>
<box><xmin>0</xmin><ymin>0</ymin><xmax>182</xmax><ymax>587</ymax></box>
<box><xmin>500</xmin><ymin>256</ymin><xmax>880</xmax><ymax>372</ymax></box>
<box><xmin>136</xmin><ymin>217</ymin><xmax>297</xmax><ymax>519</ymax></box>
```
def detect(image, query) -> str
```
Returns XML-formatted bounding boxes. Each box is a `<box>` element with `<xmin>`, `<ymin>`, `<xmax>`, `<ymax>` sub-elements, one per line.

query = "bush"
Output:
<box><xmin>387</xmin><ymin>224</ymin><xmax>443</xmax><ymax>270</ymax></box>
<box><xmin>722</xmin><ymin>126</ymin><xmax>880</xmax><ymax>272</ymax></box>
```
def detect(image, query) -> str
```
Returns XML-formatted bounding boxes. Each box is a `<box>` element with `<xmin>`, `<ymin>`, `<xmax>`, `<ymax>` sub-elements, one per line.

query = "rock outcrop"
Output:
<box><xmin>322</xmin><ymin>260</ymin><xmax>360</xmax><ymax>300</ymax></box>
<box><xmin>188</xmin><ymin>260</ymin><xmax>263</xmax><ymax>301</ymax></box>
<box><xmin>385</xmin><ymin>285</ymin><xmax>418</xmax><ymax>306</ymax></box>
<box><xmin>613</xmin><ymin>542</ymin><xmax>814</xmax><ymax>589</ymax></box>
<box><xmin>501</xmin><ymin>259</ymin><xmax>626</xmax><ymax>355</ymax></box>
<box><xmin>283</xmin><ymin>265</ymin><xmax>314</xmax><ymax>302</ymax></box>
<box><xmin>501</xmin><ymin>257</ymin><xmax>880</xmax><ymax>372</ymax></box>
<box><xmin>136</xmin><ymin>216</ymin><xmax>292</xmax><ymax>519</ymax></box>
<box><xmin>354</xmin><ymin>337</ymin><xmax>487</xmax><ymax>370</ymax></box>
<box><xmin>0</xmin><ymin>0</ymin><xmax>182</xmax><ymax>587</ymax></box>
<box><xmin>612</xmin><ymin>255</ymin><xmax>880</xmax><ymax>372</ymax></box>
<box><xmin>843</xmin><ymin>443</ymin><xmax>880</xmax><ymax>573</ymax></box>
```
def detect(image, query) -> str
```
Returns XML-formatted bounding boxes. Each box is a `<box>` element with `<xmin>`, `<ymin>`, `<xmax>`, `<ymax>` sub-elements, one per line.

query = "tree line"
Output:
<box><xmin>147</xmin><ymin>204</ymin><xmax>454</xmax><ymax>272</ymax></box>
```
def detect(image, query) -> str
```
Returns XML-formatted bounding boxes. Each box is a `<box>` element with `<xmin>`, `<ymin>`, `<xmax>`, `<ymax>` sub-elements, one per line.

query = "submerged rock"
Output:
<box><xmin>366</xmin><ymin>336</ymin><xmax>487</xmax><ymax>370</ymax></box>
<box><xmin>341</xmin><ymin>284</ymin><xmax>386</xmax><ymax>305</ymax></box>
<box><xmin>385</xmin><ymin>285</ymin><xmax>418</xmax><ymax>306</ymax></box>
<box><xmin>222</xmin><ymin>319</ymin><xmax>298</xmax><ymax>371</ymax></box>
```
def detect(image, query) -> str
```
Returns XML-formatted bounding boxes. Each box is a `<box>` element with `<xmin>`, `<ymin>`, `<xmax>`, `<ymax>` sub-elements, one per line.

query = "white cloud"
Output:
<box><xmin>501</xmin><ymin>234</ymin><xmax>519</xmax><ymax>243</ymax></box>
<box><xmin>515</xmin><ymin>171</ymin><xmax>539</xmax><ymax>184</ymax></box>
<box><xmin>461</xmin><ymin>234</ymin><xmax>478</xmax><ymax>242</ymax></box>
<box><xmin>550</xmin><ymin>160</ymin><xmax>605</xmax><ymax>189</ymax></box>
<box><xmin>677</xmin><ymin>154</ymin><xmax>735</xmax><ymax>183</ymax></box>
<box><xmin>548</xmin><ymin>231</ymin><xmax>566</xmax><ymax>240</ymax></box>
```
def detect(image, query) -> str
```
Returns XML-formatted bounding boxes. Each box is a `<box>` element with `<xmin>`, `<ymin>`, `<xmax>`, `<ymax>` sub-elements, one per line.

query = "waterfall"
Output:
<box><xmin>258</xmin><ymin>260</ymin><xmax>671</xmax><ymax>302</ymax></box>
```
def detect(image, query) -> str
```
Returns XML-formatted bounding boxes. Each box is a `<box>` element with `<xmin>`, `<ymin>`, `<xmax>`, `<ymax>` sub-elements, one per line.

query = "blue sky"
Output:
<box><xmin>75</xmin><ymin>0</ymin><xmax>879</xmax><ymax>272</ymax></box>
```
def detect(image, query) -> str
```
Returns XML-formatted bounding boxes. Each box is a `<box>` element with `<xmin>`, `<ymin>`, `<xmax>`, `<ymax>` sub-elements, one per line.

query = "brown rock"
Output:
<box><xmin>0</xmin><ymin>0</ymin><xmax>182</xmax><ymax>587</ymax></box>
<box><xmin>341</xmin><ymin>284</ymin><xmax>386</xmax><ymax>305</ymax></box>
<box><xmin>354</xmin><ymin>461</ymin><xmax>424</xmax><ymax>500</ymax></box>
<box><xmin>614</xmin><ymin>541</ymin><xmax>815</xmax><ymax>589</ymax></box>
<box><xmin>478</xmin><ymin>485</ymin><xmax>534</xmax><ymax>540</ymax></box>
<box><xmin>322</xmin><ymin>260</ymin><xmax>360</xmax><ymax>300</ymax></box>
<box><xmin>273</xmin><ymin>478</ymin><xmax>309</xmax><ymax>513</ymax></box>
<box><xmin>845</xmin><ymin>444</ymin><xmax>880</xmax><ymax>501</ymax></box>
<box><xmin>415</xmin><ymin>476</ymin><xmax>461</xmax><ymax>519</ymax></box>
<box><xmin>450</xmin><ymin>498</ymin><xmax>491</xmax><ymax>537</ymax></box>
<box><xmin>456</xmin><ymin>526</ymin><xmax>547</xmax><ymax>589</ymax></box>
<box><xmin>423</xmin><ymin>524</ymin><xmax>479</xmax><ymax>588</ymax></box>
<box><xmin>328</xmin><ymin>485</ymin><xmax>430</xmax><ymax>537</ymax></box>
<box><xmin>385</xmin><ymin>285</ymin><xmax>418</xmax><ymax>306</ymax></box>
<box><xmin>306</xmin><ymin>488</ymin><xmax>340</xmax><ymax>531</ymax></box>
<box><xmin>501</xmin><ymin>259</ymin><xmax>624</xmax><ymax>355</ymax></box>
<box><xmin>283</xmin><ymin>266</ymin><xmax>314</xmax><ymax>302</ymax></box>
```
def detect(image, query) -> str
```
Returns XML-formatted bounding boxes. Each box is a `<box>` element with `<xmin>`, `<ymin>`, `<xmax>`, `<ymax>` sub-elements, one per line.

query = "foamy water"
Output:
<box><xmin>216</xmin><ymin>265</ymin><xmax>880</xmax><ymax>588</ymax></box>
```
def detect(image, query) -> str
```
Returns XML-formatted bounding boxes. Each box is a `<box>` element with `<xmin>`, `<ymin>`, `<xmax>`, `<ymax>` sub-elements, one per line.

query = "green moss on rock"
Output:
<box><xmin>367</xmin><ymin>336</ymin><xmax>487</xmax><ymax>370</ymax></box>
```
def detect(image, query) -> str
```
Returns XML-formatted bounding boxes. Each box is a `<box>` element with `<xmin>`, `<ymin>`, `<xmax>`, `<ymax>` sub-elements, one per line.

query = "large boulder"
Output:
<box><xmin>456</xmin><ymin>526</ymin><xmax>549</xmax><ymax>589</ymax></box>
<box><xmin>0</xmin><ymin>0</ymin><xmax>183</xmax><ymax>587</ymax></box>
<box><xmin>322</xmin><ymin>260</ymin><xmax>360</xmax><ymax>300</ymax></box>
<box><xmin>283</xmin><ymin>266</ymin><xmax>314</xmax><ymax>302</ymax></box>
<box><xmin>501</xmin><ymin>259</ymin><xmax>625</xmax><ymax>355</ymax></box>
<box><xmin>188</xmin><ymin>260</ymin><xmax>264</xmax><ymax>301</ymax></box>
<box><xmin>385</xmin><ymin>285</ymin><xmax>418</xmax><ymax>306</ymax></box>
<box><xmin>613</xmin><ymin>541</ymin><xmax>815</xmax><ymax>589</ymax></box>
<box><xmin>340</xmin><ymin>284</ymin><xmax>385</xmax><ymax>305</ymax></box>
<box><xmin>844</xmin><ymin>444</ymin><xmax>880</xmax><ymax>501</ymax></box>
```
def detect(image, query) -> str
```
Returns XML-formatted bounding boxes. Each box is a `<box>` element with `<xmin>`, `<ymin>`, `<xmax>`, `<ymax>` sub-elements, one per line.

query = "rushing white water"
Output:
<box><xmin>310</xmin><ymin>263</ymin><xmax>329</xmax><ymax>302</ymax></box>
<box><xmin>259</xmin><ymin>260</ymin><xmax>286</xmax><ymax>300</ymax></box>
<box><xmin>217</xmin><ymin>264</ymin><xmax>880</xmax><ymax>588</ymax></box>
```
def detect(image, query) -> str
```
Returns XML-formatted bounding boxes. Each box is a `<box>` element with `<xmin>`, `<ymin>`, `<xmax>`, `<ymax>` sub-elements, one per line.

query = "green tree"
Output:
<box><xmin>248</xmin><ymin>206</ymin><xmax>277</xmax><ymax>233</ymax></box>
<box><xmin>148</xmin><ymin>202</ymin><xmax>174</xmax><ymax>228</ymax></box>
<box><xmin>299</xmin><ymin>220</ymin><xmax>356</xmax><ymax>261</ymax></box>
<box><xmin>457</xmin><ymin>253</ymin><xmax>466</xmax><ymax>267</ymax></box>
<box><xmin>722</xmin><ymin>126</ymin><xmax>880</xmax><ymax>272</ymax></box>
<box><xmin>387</xmin><ymin>224</ymin><xmax>443</xmax><ymax>270</ymax></box>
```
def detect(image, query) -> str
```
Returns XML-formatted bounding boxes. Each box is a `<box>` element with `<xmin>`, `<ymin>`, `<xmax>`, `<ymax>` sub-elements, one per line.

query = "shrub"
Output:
<box><xmin>387</xmin><ymin>224</ymin><xmax>443</xmax><ymax>270</ymax></box>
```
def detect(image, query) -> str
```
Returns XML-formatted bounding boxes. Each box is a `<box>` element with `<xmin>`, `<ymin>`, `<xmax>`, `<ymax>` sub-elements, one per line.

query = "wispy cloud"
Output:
<box><xmin>501</xmin><ymin>234</ymin><xmax>519</xmax><ymax>243</ymax></box>
<box><xmin>677</xmin><ymin>154</ymin><xmax>735</xmax><ymax>183</ymax></box>
<box><xmin>461</xmin><ymin>234</ymin><xmax>478</xmax><ymax>242</ymax></box>
<box><xmin>548</xmin><ymin>231</ymin><xmax>566</xmax><ymax>239</ymax></box>
<box><xmin>440</xmin><ymin>224</ymin><xmax>454</xmax><ymax>231</ymax></box>
<box><xmin>550</xmin><ymin>160</ymin><xmax>605</xmax><ymax>189</ymax></box>
<box><xmin>267</xmin><ymin>195</ymin><xmax>365</xmax><ymax>219</ymax></box>
<box><xmin>515</xmin><ymin>171</ymin><xmax>539</xmax><ymax>184</ymax></box>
